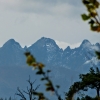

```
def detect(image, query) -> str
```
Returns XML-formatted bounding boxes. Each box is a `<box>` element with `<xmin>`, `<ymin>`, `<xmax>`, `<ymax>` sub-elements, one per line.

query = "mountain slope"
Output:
<box><xmin>0</xmin><ymin>37</ymin><xmax>99</xmax><ymax>98</ymax></box>
<box><xmin>28</xmin><ymin>37</ymin><xmax>63</xmax><ymax>66</ymax></box>
<box><xmin>0</xmin><ymin>39</ymin><xmax>26</xmax><ymax>66</ymax></box>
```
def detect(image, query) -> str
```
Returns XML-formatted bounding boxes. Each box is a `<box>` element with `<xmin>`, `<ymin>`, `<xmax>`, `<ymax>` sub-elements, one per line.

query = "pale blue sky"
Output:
<box><xmin>0</xmin><ymin>0</ymin><xmax>100</xmax><ymax>49</ymax></box>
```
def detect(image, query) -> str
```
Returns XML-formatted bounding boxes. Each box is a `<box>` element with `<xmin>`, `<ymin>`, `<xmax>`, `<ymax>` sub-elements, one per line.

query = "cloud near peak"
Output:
<box><xmin>55</xmin><ymin>40</ymin><xmax>81</xmax><ymax>50</ymax></box>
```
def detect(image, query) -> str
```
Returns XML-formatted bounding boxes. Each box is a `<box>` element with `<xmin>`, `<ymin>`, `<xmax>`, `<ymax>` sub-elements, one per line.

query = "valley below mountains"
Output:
<box><xmin>0</xmin><ymin>37</ymin><xmax>100</xmax><ymax>99</ymax></box>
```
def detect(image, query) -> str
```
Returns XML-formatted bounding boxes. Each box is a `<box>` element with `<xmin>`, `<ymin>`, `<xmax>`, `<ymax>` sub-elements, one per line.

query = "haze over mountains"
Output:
<box><xmin>0</xmin><ymin>37</ymin><xmax>100</xmax><ymax>98</ymax></box>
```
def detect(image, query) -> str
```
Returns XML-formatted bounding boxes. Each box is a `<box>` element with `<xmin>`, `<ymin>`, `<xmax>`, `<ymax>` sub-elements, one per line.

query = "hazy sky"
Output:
<box><xmin>0</xmin><ymin>0</ymin><xmax>100</xmax><ymax>49</ymax></box>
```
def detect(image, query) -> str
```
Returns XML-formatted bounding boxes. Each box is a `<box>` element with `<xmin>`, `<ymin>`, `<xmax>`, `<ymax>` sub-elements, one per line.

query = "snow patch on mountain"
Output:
<box><xmin>84</xmin><ymin>57</ymin><xmax>100</xmax><ymax>65</ymax></box>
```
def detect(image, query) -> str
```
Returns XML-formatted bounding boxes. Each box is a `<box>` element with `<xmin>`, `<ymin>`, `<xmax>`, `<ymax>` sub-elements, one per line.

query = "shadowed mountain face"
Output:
<box><xmin>0</xmin><ymin>37</ymin><xmax>100</xmax><ymax>98</ymax></box>
<box><xmin>0</xmin><ymin>39</ymin><xmax>26</xmax><ymax>66</ymax></box>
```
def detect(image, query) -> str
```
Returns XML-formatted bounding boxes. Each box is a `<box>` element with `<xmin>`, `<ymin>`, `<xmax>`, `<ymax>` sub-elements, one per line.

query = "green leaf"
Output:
<box><xmin>46</xmin><ymin>87</ymin><xmax>51</xmax><ymax>91</ymax></box>
<box><xmin>87</xmin><ymin>5</ymin><xmax>95</xmax><ymax>10</ymax></box>
<box><xmin>24</xmin><ymin>52</ymin><xmax>30</xmax><ymax>57</ymax></box>
<box><xmin>36</xmin><ymin>71</ymin><xmax>43</xmax><ymax>74</ymax></box>
<box><xmin>41</xmin><ymin>78</ymin><xmax>46</xmax><ymax>81</ymax></box>
<box><xmin>81</xmin><ymin>14</ymin><xmax>90</xmax><ymax>21</ymax></box>
<box><xmin>38</xmin><ymin>93</ymin><xmax>43</xmax><ymax>96</ymax></box>
<box><xmin>95</xmin><ymin>51</ymin><xmax>100</xmax><ymax>59</ymax></box>
<box><xmin>38</xmin><ymin>63</ymin><xmax>45</xmax><ymax>68</ymax></box>
<box><xmin>82</xmin><ymin>0</ymin><xmax>90</xmax><ymax>5</ymax></box>
<box><xmin>32</xmin><ymin>92</ymin><xmax>38</xmax><ymax>95</ymax></box>
<box><xmin>90</xmin><ymin>12</ymin><xmax>97</xmax><ymax>17</ymax></box>
<box><xmin>26</xmin><ymin>55</ymin><xmax>36</xmax><ymax>65</ymax></box>
<box><xmin>94</xmin><ymin>0</ymin><xmax>100</xmax><ymax>8</ymax></box>
<box><xmin>45</xmin><ymin>83</ymin><xmax>51</xmax><ymax>86</ymax></box>
<box><xmin>91</xmin><ymin>25</ymin><xmax>100</xmax><ymax>32</ymax></box>
<box><xmin>88</xmin><ymin>19</ymin><xmax>95</xmax><ymax>24</ymax></box>
<box><xmin>46</xmin><ymin>87</ymin><xmax>54</xmax><ymax>91</ymax></box>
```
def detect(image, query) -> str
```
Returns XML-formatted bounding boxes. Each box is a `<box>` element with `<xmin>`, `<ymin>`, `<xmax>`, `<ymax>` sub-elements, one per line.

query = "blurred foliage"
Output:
<box><xmin>81</xmin><ymin>0</ymin><xmax>100</xmax><ymax>61</ymax></box>
<box><xmin>96</xmin><ymin>51</ymin><xmax>100</xmax><ymax>59</ymax></box>
<box><xmin>81</xmin><ymin>0</ymin><xmax>100</xmax><ymax>32</ymax></box>
<box><xmin>76</xmin><ymin>95</ymin><xmax>100</xmax><ymax>100</ymax></box>
<box><xmin>17</xmin><ymin>0</ymin><xmax>100</xmax><ymax>100</ymax></box>
<box><xmin>25</xmin><ymin>52</ymin><xmax>62</xmax><ymax>100</ymax></box>
<box><xmin>65</xmin><ymin>67</ymin><xmax>100</xmax><ymax>100</ymax></box>
<box><xmin>80</xmin><ymin>67</ymin><xmax>100</xmax><ymax>97</ymax></box>
<box><xmin>25</xmin><ymin>52</ymin><xmax>100</xmax><ymax>100</ymax></box>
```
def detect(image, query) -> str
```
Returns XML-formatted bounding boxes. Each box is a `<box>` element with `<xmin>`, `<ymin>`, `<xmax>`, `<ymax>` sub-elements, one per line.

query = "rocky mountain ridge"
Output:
<box><xmin>0</xmin><ymin>37</ymin><xmax>100</xmax><ymax>98</ymax></box>
<box><xmin>0</xmin><ymin>37</ymin><xmax>100</xmax><ymax>69</ymax></box>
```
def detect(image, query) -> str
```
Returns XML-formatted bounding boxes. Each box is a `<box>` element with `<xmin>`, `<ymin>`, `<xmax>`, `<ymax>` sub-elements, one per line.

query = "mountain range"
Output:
<box><xmin>0</xmin><ymin>37</ymin><xmax>100</xmax><ymax>99</ymax></box>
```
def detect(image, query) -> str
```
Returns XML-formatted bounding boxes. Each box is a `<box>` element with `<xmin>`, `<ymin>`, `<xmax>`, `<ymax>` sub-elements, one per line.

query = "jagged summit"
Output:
<box><xmin>80</xmin><ymin>39</ymin><xmax>91</xmax><ymax>48</ymax></box>
<box><xmin>64</xmin><ymin>46</ymin><xmax>71</xmax><ymax>51</ymax></box>
<box><xmin>81</xmin><ymin>39</ymin><xmax>90</xmax><ymax>44</ymax></box>
<box><xmin>37</xmin><ymin>37</ymin><xmax>56</xmax><ymax>45</ymax></box>
<box><xmin>2</xmin><ymin>39</ymin><xmax>21</xmax><ymax>48</ymax></box>
<box><xmin>29</xmin><ymin>37</ymin><xmax>60</xmax><ymax>49</ymax></box>
<box><xmin>95</xmin><ymin>43</ymin><xmax>100</xmax><ymax>47</ymax></box>
<box><xmin>6</xmin><ymin>39</ymin><xmax>15</xmax><ymax>43</ymax></box>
